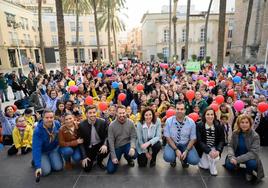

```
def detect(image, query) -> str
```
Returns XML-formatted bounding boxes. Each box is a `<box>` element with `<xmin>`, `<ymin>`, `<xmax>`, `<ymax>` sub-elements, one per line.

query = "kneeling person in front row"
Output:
<box><xmin>78</xmin><ymin>105</ymin><xmax>109</xmax><ymax>172</ymax></box>
<box><xmin>163</xmin><ymin>102</ymin><xmax>200</xmax><ymax>168</ymax></box>
<box><xmin>107</xmin><ymin>105</ymin><xmax>137</xmax><ymax>174</ymax></box>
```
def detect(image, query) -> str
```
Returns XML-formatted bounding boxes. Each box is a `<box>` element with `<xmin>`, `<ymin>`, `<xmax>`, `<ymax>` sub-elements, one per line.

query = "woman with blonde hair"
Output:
<box><xmin>225</xmin><ymin>114</ymin><xmax>264</xmax><ymax>182</ymax></box>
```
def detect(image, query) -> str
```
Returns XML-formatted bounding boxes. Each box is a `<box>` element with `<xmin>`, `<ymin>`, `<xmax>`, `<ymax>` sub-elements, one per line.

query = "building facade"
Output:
<box><xmin>231</xmin><ymin>0</ymin><xmax>268</xmax><ymax>64</ymax></box>
<box><xmin>0</xmin><ymin>0</ymin><xmax>109</xmax><ymax>70</ymax></box>
<box><xmin>140</xmin><ymin>11</ymin><xmax>234</xmax><ymax>63</ymax></box>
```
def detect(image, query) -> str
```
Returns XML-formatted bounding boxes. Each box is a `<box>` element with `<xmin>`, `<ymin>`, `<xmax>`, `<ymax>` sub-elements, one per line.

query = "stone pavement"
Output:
<box><xmin>0</xmin><ymin>146</ymin><xmax>267</xmax><ymax>188</ymax></box>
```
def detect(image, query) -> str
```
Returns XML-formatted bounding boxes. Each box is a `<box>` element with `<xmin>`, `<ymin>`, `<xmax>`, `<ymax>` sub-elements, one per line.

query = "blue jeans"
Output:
<box><xmin>41</xmin><ymin>147</ymin><xmax>63</xmax><ymax>176</ymax></box>
<box><xmin>59</xmin><ymin>147</ymin><xmax>81</xmax><ymax>163</ymax></box>
<box><xmin>107</xmin><ymin>143</ymin><xmax>137</xmax><ymax>174</ymax></box>
<box><xmin>225</xmin><ymin>158</ymin><xmax>257</xmax><ymax>173</ymax></box>
<box><xmin>163</xmin><ymin>144</ymin><xmax>200</xmax><ymax>165</ymax></box>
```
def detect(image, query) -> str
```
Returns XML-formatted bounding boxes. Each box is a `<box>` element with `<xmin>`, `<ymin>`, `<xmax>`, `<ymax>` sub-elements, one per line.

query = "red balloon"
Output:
<box><xmin>208</xmin><ymin>80</ymin><xmax>216</xmax><ymax>87</ymax></box>
<box><xmin>85</xmin><ymin>96</ymin><xmax>93</xmax><ymax>105</ymax></box>
<box><xmin>223</xmin><ymin>68</ymin><xmax>227</xmax><ymax>73</ymax></box>
<box><xmin>227</xmin><ymin>89</ymin><xmax>234</xmax><ymax>97</ymax></box>
<box><xmin>166</xmin><ymin>109</ymin><xmax>176</xmax><ymax>118</ymax></box>
<box><xmin>11</xmin><ymin>105</ymin><xmax>17</xmax><ymax>112</ymax></box>
<box><xmin>236</xmin><ymin>72</ymin><xmax>242</xmax><ymax>77</ymax></box>
<box><xmin>118</xmin><ymin>93</ymin><xmax>126</xmax><ymax>102</ymax></box>
<box><xmin>188</xmin><ymin>113</ymin><xmax>199</xmax><ymax>122</ymax></box>
<box><xmin>136</xmin><ymin>84</ymin><xmax>144</xmax><ymax>91</ymax></box>
<box><xmin>257</xmin><ymin>102</ymin><xmax>268</xmax><ymax>113</ymax></box>
<box><xmin>98</xmin><ymin>102</ymin><xmax>108</xmax><ymax>112</ymax></box>
<box><xmin>210</xmin><ymin>103</ymin><xmax>219</xmax><ymax>112</ymax></box>
<box><xmin>250</xmin><ymin>66</ymin><xmax>256</xmax><ymax>72</ymax></box>
<box><xmin>186</xmin><ymin>90</ymin><xmax>195</xmax><ymax>101</ymax></box>
<box><xmin>215</xmin><ymin>95</ymin><xmax>224</xmax><ymax>104</ymax></box>
<box><xmin>106</xmin><ymin>69</ymin><xmax>113</xmax><ymax>75</ymax></box>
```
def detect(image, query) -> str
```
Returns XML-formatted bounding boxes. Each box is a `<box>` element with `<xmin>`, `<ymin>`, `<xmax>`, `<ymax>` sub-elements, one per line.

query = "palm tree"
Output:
<box><xmin>55</xmin><ymin>0</ymin><xmax>67</xmax><ymax>72</ymax></box>
<box><xmin>241</xmin><ymin>0</ymin><xmax>254</xmax><ymax>63</ymax></box>
<box><xmin>62</xmin><ymin>0</ymin><xmax>91</xmax><ymax>64</ymax></box>
<box><xmin>88</xmin><ymin>0</ymin><xmax>101</xmax><ymax>62</ymax></box>
<box><xmin>185</xmin><ymin>0</ymin><xmax>191</xmax><ymax>62</ymax></box>
<box><xmin>204</xmin><ymin>0</ymin><xmax>213</xmax><ymax>59</ymax></box>
<box><xmin>98</xmin><ymin>0</ymin><xmax>126</xmax><ymax>63</ymax></box>
<box><xmin>172</xmin><ymin>0</ymin><xmax>178</xmax><ymax>60</ymax></box>
<box><xmin>217</xmin><ymin>0</ymin><xmax>227</xmax><ymax>71</ymax></box>
<box><xmin>38</xmin><ymin>0</ymin><xmax>47</xmax><ymax>73</ymax></box>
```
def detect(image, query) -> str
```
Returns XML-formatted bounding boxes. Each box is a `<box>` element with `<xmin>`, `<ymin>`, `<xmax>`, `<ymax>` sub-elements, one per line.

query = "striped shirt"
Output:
<box><xmin>205</xmin><ymin>124</ymin><xmax>215</xmax><ymax>148</ymax></box>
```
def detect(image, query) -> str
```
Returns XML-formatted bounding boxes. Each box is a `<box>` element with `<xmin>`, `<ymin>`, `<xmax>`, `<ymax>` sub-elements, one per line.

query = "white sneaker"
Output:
<box><xmin>245</xmin><ymin>173</ymin><xmax>253</xmax><ymax>181</ymax></box>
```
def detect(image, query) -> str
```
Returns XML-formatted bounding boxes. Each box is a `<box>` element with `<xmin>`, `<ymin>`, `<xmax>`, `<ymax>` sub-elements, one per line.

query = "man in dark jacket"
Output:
<box><xmin>78</xmin><ymin>105</ymin><xmax>109</xmax><ymax>172</ymax></box>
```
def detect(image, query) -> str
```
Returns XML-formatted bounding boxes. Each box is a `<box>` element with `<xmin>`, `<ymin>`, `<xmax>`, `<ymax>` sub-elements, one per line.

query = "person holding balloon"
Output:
<box><xmin>225</xmin><ymin>114</ymin><xmax>264</xmax><ymax>182</ymax></box>
<box><xmin>136</xmin><ymin>108</ymin><xmax>162</xmax><ymax>167</ymax></box>
<box><xmin>196</xmin><ymin>107</ymin><xmax>225</xmax><ymax>176</ymax></box>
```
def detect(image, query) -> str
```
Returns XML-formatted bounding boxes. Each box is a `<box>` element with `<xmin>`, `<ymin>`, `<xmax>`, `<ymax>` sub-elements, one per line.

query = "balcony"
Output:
<box><xmin>25</xmin><ymin>40</ymin><xmax>34</xmax><ymax>46</ymax></box>
<box><xmin>71</xmin><ymin>41</ymin><xmax>84</xmax><ymax>46</ymax></box>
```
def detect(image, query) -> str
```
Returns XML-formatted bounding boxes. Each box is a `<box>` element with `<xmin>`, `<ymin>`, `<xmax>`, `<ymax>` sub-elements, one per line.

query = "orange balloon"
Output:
<box><xmin>136</xmin><ymin>84</ymin><xmax>144</xmax><ymax>91</ymax></box>
<box><xmin>210</xmin><ymin>103</ymin><xmax>219</xmax><ymax>112</ymax></box>
<box><xmin>215</xmin><ymin>95</ymin><xmax>224</xmax><ymax>104</ymax></box>
<box><xmin>188</xmin><ymin>113</ymin><xmax>199</xmax><ymax>122</ymax></box>
<box><xmin>186</xmin><ymin>90</ymin><xmax>195</xmax><ymax>101</ymax></box>
<box><xmin>166</xmin><ymin>109</ymin><xmax>176</xmax><ymax>118</ymax></box>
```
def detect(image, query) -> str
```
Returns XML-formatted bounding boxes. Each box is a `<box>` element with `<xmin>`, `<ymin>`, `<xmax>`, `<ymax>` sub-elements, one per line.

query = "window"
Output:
<box><xmin>163</xmin><ymin>29</ymin><xmax>169</xmax><ymax>42</ymax></box>
<box><xmin>21</xmin><ymin>17</ymin><xmax>29</xmax><ymax>30</ymax></box>
<box><xmin>90</xmin><ymin>36</ymin><xmax>96</xmax><ymax>45</ymax></box>
<box><xmin>51</xmin><ymin>35</ymin><xmax>58</xmax><ymax>46</ymax></box>
<box><xmin>227</xmin><ymin>41</ymin><xmax>232</xmax><ymax>49</ymax></box>
<box><xmin>200</xmin><ymin>28</ymin><xmax>205</xmax><ymax>42</ymax></box>
<box><xmin>199</xmin><ymin>46</ymin><xmax>205</xmax><ymax>58</ymax></box>
<box><xmin>89</xmin><ymin>22</ymin><xmax>95</xmax><ymax>32</ymax></box>
<box><xmin>70</xmin><ymin>22</ymin><xmax>75</xmax><ymax>32</ymax></box>
<box><xmin>79</xmin><ymin>36</ymin><xmax>84</xmax><ymax>44</ymax></box>
<box><xmin>50</xmin><ymin>21</ymin><xmax>56</xmax><ymax>32</ymax></box>
<box><xmin>5</xmin><ymin>12</ymin><xmax>15</xmax><ymax>26</ymax></box>
<box><xmin>228</xmin><ymin>30</ymin><xmax>232</xmax><ymax>38</ymax></box>
<box><xmin>182</xmin><ymin>29</ymin><xmax>186</xmax><ymax>42</ymax></box>
<box><xmin>162</xmin><ymin>47</ymin><xmax>169</xmax><ymax>58</ymax></box>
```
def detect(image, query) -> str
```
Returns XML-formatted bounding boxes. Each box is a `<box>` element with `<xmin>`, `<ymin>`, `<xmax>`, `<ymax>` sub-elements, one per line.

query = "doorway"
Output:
<box><xmin>34</xmin><ymin>49</ymin><xmax>40</xmax><ymax>63</ymax></box>
<box><xmin>181</xmin><ymin>46</ymin><xmax>185</xmax><ymax>61</ymax></box>
<box><xmin>91</xmin><ymin>49</ymin><xmax>102</xmax><ymax>61</ymax></box>
<box><xmin>8</xmin><ymin>49</ymin><xmax>17</xmax><ymax>67</ymax></box>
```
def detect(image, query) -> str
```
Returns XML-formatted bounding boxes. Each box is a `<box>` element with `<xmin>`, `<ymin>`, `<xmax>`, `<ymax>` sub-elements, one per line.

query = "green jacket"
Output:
<box><xmin>192</xmin><ymin>99</ymin><xmax>208</xmax><ymax>115</ymax></box>
<box><xmin>0</xmin><ymin>77</ymin><xmax>8</xmax><ymax>90</ymax></box>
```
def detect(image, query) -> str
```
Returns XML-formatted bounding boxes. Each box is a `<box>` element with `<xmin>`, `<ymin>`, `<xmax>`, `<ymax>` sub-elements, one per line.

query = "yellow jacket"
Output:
<box><xmin>12</xmin><ymin>125</ymin><xmax>33</xmax><ymax>149</ymax></box>
<box><xmin>24</xmin><ymin>115</ymin><xmax>35</xmax><ymax>128</ymax></box>
<box><xmin>92</xmin><ymin>88</ymin><xmax>115</xmax><ymax>103</ymax></box>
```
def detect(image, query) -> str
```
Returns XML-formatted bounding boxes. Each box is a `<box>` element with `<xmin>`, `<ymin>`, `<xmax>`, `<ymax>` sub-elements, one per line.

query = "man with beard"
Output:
<box><xmin>107</xmin><ymin>105</ymin><xmax>137</xmax><ymax>174</ymax></box>
<box><xmin>163</xmin><ymin>101</ymin><xmax>200</xmax><ymax>168</ymax></box>
<box><xmin>78</xmin><ymin>105</ymin><xmax>109</xmax><ymax>172</ymax></box>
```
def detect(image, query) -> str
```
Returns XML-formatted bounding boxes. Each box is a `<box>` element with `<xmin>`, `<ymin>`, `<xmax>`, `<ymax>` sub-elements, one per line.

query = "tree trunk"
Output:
<box><xmin>38</xmin><ymin>0</ymin><xmax>47</xmax><ymax>73</ymax></box>
<box><xmin>172</xmin><ymin>0</ymin><xmax>178</xmax><ymax>60</ymax></box>
<box><xmin>92</xmin><ymin>0</ymin><xmax>101</xmax><ymax>62</ymax></box>
<box><xmin>112</xmin><ymin>20</ymin><xmax>118</xmax><ymax>63</ymax></box>
<box><xmin>217</xmin><ymin>0</ymin><xmax>226</xmax><ymax>71</ymax></box>
<box><xmin>185</xmin><ymin>0</ymin><xmax>191</xmax><ymax>62</ymax></box>
<box><xmin>169</xmin><ymin>0</ymin><xmax>172</xmax><ymax>61</ymax></box>
<box><xmin>55</xmin><ymin>0</ymin><xmax>67</xmax><ymax>72</ymax></box>
<box><xmin>107</xmin><ymin>0</ymin><xmax>112</xmax><ymax>63</ymax></box>
<box><xmin>242</xmin><ymin>0</ymin><xmax>254</xmax><ymax>63</ymax></box>
<box><xmin>204</xmin><ymin>0</ymin><xmax>213</xmax><ymax>59</ymax></box>
<box><xmin>75</xmin><ymin>0</ymin><xmax>81</xmax><ymax>64</ymax></box>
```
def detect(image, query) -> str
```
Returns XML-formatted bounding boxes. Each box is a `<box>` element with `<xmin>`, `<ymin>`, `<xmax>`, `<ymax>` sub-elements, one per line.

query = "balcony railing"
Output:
<box><xmin>71</xmin><ymin>41</ymin><xmax>84</xmax><ymax>46</ymax></box>
<box><xmin>25</xmin><ymin>40</ymin><xmax>34</xmax><ymax>46</ymax></box>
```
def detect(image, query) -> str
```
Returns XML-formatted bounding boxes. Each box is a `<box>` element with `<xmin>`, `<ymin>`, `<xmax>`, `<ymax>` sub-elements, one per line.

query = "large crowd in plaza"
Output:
<box><xmin>0</xmin><ymin>59</ymin><xmax>267</xmax><ymax>183</ymax></box>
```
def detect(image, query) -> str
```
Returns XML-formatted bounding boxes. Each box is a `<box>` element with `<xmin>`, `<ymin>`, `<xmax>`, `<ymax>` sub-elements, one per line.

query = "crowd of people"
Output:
<box><xmin>0</xmin><ymin>60</ymin><xmax>267</xmax><ymax>183</ymax></box>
